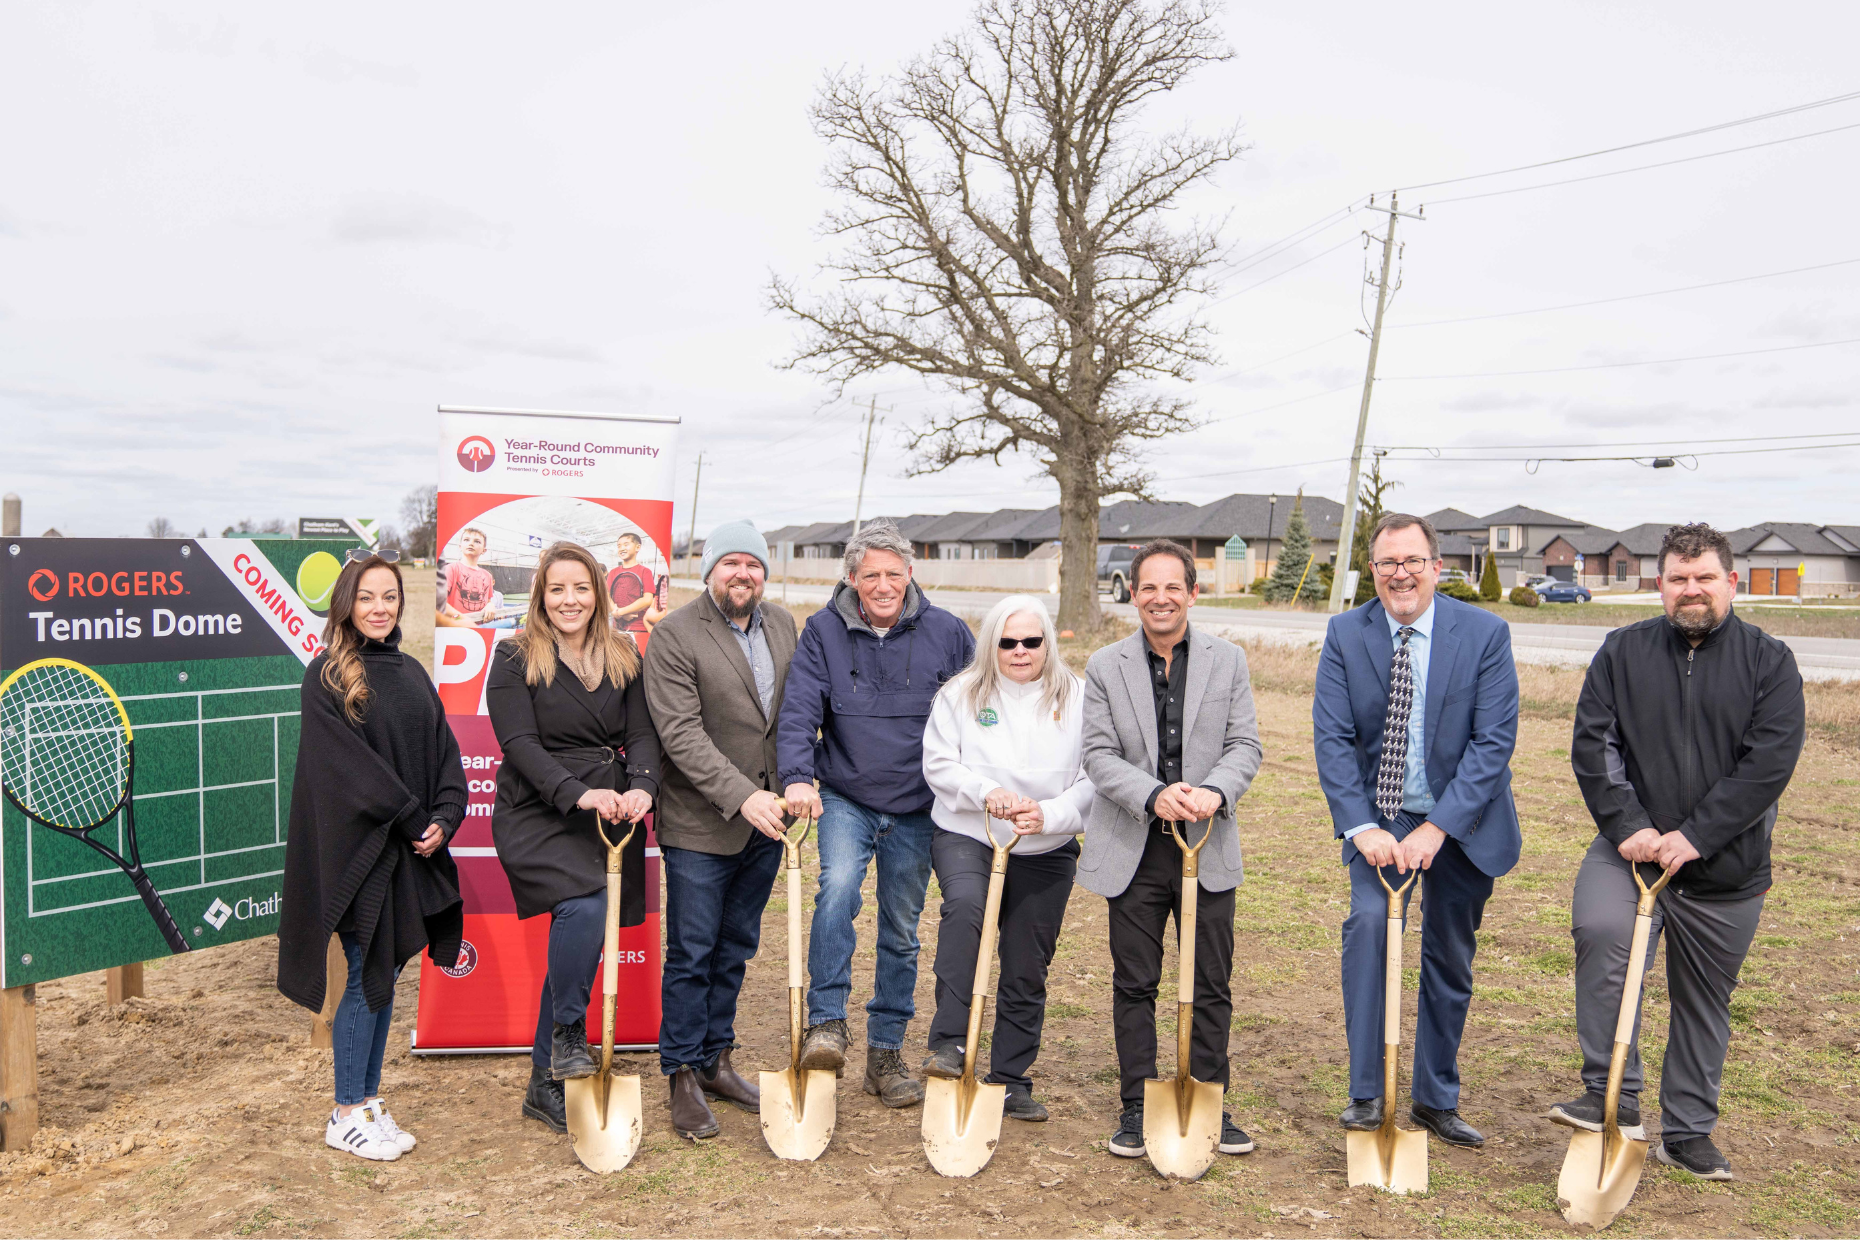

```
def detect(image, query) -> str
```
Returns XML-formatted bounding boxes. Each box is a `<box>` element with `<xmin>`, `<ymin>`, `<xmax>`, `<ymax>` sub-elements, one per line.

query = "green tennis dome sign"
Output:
<box><xmin>0</xmin><ymin>537</ymin><xmax>346</xmax><ymax>988</ymax></box>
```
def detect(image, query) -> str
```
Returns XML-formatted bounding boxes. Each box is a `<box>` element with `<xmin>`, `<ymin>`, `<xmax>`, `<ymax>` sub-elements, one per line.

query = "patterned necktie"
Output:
<box><xmin>1375</xmin><ymin>627</ymin><xmax>1418</xmax><ymax>820</ymax></box>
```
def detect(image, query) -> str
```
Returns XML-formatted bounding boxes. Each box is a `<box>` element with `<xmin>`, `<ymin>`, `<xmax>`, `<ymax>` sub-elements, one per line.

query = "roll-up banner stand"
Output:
<box><xmin>416</xmin><ymin>405</ymin><xmax>678</xmax><ymax>1054</ymax></box>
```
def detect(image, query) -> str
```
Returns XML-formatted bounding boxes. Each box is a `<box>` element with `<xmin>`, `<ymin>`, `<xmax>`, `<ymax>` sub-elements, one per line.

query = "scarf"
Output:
<box><xmin>556</xmin><ymin>631</ymin><xmax>605</xmax><ymax>692</ymax></box>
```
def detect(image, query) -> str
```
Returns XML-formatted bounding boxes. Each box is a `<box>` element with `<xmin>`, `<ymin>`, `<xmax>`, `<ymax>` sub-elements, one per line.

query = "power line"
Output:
<box><xmin>1379</xmin><ymin>335</ymin><xmax>1860</xmax><ymax>381</ymax></box>
<box><xmin>1207</xmin><ymin>332</ymin><xmax>1358</xmax><ymax>382</ymax></box>
<box><xmin>1382</xmin><ymin>440</ymin><xmax>1860</xmax><ymax>468</ymax></box>
<box><xmin>1399</xmin><ymin>88</ymin><xmax>1860</xmax><ymax>192</ymax></box>
<box><xmin>1221</xmin><ymin>201</ymin><xmax>1366</xmax><ymax>276</ymax></box>
<box><xmin>1204</xmin><ymin>233</ymin><xmax>1362</xmax><ymax>310</ymax></box>
<box><xmin>1385</xmin><ymin>257</ymin><xmax>1860</xmax><ymax>330</ymax></box>
<box><xmin>1425</xmin><ymin>119</ymin><xmax>1860</xmax><ymax>206</ymax></box>
<box><xmin>1152</xmin><ymin>454</ymin><xmax>1355</xmax><ymax>485</ymax></box>
<box><xmin>1205</xmin><ymin>381</ymin><xmax>1359</xmax><ymax>423</ymax></box>
<box><xmin>1375</xmin><ymin>431</ymin><xmax>1860</xmax><ymax>452</ymax></box>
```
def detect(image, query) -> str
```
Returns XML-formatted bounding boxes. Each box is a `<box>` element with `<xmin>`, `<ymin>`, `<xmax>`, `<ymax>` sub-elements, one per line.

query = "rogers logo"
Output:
<box><xmin>27</xmin><ymin>570</ymin><xmax>59</xmax><ymax>601</ymax></box>
<box><xmin>456</xmin><ymin>436</ymin><xmax>496</xmax><ymax>473</ymax></box>
<box><xmin>440</xmin><ymin>939</ymin><xmax>479</xmax><ymax>978</ymax></box>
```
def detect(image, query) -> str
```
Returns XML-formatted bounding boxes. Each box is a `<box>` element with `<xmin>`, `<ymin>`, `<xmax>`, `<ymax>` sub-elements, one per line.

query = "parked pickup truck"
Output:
<box><xmin>1097</xmin><ymin>543</ymin><xmax>1143</xmax><ymax>602</ymax></box>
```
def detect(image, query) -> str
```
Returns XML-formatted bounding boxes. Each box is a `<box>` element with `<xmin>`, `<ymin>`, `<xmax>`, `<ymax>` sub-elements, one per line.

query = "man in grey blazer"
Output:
<box><xmin>642</xmin><ymin>520</ymin><xmax>799</xmax><ymax>1141</ymax></box>
<box><xmin>1080</xmin><ymin>540</ymin><xmax>1264</xmax><ymax>1161</ymax></box>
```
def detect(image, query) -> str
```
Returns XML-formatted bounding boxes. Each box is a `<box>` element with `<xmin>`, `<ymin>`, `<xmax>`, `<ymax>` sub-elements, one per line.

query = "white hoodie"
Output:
<box><xmin>922</xmin><ymin>672</ymin><xmax>1094</xmax><ymax>855</ymax></box>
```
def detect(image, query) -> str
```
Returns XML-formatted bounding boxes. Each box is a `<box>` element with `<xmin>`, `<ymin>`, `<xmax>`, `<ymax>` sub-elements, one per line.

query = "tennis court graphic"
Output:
<box><xmin>2</xmin><ymin>653</ymin><xmax>308</xmax><ymax>986</ymax></box>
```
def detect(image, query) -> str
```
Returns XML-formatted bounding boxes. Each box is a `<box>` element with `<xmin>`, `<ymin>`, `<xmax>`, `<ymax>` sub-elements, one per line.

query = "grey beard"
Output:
<box><xmin>1668</xmin><ymin>600</ymin><xmax>1722</xmax><ymax>639</ymax></box>
<box><xmin>711</xmin><ymin>582</ymin><xmax>761</xmax><ymax>622</ymax></box>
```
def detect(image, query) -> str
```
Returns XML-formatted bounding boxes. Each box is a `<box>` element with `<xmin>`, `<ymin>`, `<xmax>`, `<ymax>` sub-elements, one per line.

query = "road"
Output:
<box><xmin>679</xmin><ymin>578</ymin><xmax>1860</xmax><ymax>680</ymax></box>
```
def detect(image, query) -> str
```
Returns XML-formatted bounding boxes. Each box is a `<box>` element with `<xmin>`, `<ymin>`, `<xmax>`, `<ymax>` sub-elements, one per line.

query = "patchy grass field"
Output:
<box><xmin>1</xmin><ymin>617</ymin><xmax>1855</xmax><ymax>1238</ymax></box>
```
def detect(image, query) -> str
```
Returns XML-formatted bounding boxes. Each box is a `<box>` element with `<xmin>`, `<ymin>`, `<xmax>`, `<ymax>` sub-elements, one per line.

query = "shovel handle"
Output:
<box><xmin>1631</xmin><ymin>861</ymin><xmax>1673</xmax><ymax>916</ymax></box>
<box><xmin>1166</xmin><ymin>820</ymin><xmax>1211</xmax><ymax>1086</ymax></box>
<box><xmin>594</xmin><ymin>821</ymin><xmax>636</xmax><ymax>1076</ymax></box>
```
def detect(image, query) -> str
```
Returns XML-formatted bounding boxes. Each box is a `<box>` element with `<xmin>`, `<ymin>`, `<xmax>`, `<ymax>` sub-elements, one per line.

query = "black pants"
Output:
<box><xmin>926</xmin><ymin>829</ymin><xmax>1077</xmax><ymax>1092</ymax></box>
<box><xmin>1108</xmin><ymin>828</ymin><xmax>1235</xmax><ymax>1108</ymax></box>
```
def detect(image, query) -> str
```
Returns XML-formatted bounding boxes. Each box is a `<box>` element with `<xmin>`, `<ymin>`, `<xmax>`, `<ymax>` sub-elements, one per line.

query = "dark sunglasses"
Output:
<box><xmin>345</xmin><ymin>547</ymin><xmax>401</xmax><ymax>563</ymax></box>
<box><xmin>997</xmin><ymin>635</ymin><xmax>1045</xmax><ymax>651</ymax></box>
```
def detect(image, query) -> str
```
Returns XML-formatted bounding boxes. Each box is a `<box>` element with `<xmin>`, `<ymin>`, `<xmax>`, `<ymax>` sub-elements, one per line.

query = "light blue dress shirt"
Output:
<box><xmin>1345</xmin><ymin>600</ymin><xmax>1437</xmax><ymax>838</ymax></box>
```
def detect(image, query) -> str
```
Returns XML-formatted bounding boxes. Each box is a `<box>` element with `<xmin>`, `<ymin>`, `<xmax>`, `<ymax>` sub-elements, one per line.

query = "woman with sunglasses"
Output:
<box><xmin>918</xmin><ymin>594</ymin><xmax>1092</xmax><ymax>1123</ymax></box>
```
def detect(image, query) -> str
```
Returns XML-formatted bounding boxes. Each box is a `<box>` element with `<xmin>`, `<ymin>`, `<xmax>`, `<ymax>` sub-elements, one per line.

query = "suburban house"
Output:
<box><xmin>1729</xmin><ymin>522</ymin><xmax>1860</xmax><ymax>597</ymax></box>
<box><xmin>1432</xmin><ymin>506</ymin><xmax>1588</xmax><ymax>586</ymax></box>
<box><xmin>1538</xmin><ymin>523</ymin><xmax>1672</xmax><ymax>590</ymax></box>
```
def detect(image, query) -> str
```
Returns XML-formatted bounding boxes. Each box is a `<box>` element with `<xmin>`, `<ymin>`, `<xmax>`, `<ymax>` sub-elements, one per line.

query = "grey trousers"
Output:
<box><xmin>1570</xmin><ymin>836</ymin><xmax>1764</xmax><ymax>1144</ymax></box>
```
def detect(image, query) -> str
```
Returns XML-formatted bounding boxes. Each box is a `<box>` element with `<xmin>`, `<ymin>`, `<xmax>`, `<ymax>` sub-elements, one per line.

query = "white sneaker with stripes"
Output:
<box><xmin>371</xmin><ymin>1099</ymin><xmax>416</xmax><ymax>1152</ymax></box>
<box><xmin>326</xmin><ymin>1104</ymin><xmax>402</xmax><ymax>1161</ymax></box>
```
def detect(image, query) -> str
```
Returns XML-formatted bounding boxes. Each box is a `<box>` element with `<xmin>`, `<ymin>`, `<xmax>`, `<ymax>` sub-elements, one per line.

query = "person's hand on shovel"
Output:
<box><xmin>617</xmin><ymin>788</ymin><xmax>653</xmax><ymax>824</ymax></box>
<box><xmin>1007</xmin><ymin>799</ymin><xmax>1046</xmax><ymax>836</ymax></box>
<box><xmin>740</xmin><ymin>789</ymin><xmax>789</xmax><ymax>840</ymax></box>
<box><xmin>1352</xmin><ymin>827</ymin><xmax>1405</xmax><ymax>872</ymax></box>
<box><xmin>578</xmin><ymin>788</ymin><xmax>629</xmax><ymax>823</ymax></box>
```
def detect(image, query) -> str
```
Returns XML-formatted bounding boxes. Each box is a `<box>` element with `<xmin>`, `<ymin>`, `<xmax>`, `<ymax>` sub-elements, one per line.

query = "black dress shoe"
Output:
<box><xmin>1411</xmin><ymin>1103</ymin><xmax>1484</xmax><ymax>1147</ymax></box>
<box><xmin>1340</xmin><ymin>1097</ymin><xmax>1384</xmax><ymax>1131</ymax></box>
<box><xmin>921</xmin><ymin>1043</ymin><xmax>965</xmax><ymax>1080</ymax></box>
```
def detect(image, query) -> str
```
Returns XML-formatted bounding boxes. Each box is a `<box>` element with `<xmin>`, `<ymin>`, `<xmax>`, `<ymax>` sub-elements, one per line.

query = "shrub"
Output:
<box><xmin>1439</xmin><ymin>579</ymin><xmax>1482</xmax><ymax>603</ymax></box>
<box><xmin>1478</xmin><ymin>555</ymin><xmax>1502</xmax><ymax>601</ymax></box>
<box><xmin>1509</xmin><ymin>585</ymin><xmax>1541</xmax><ymax>608</ymax></box>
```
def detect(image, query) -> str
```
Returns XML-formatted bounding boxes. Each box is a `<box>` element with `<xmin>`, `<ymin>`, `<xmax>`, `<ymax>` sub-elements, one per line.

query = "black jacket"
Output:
<box><xmin>487</xmin><ymin>642</ymin><xmax>659</xmax><ymax>921</ymax></box>
<box><xmin>1571</xmin><ymin>609</ymin><xmax>1804</xmax><ymax>900</ymax></box>
<box><xmin>278</xmin><ymin>631</ymin><xmax>467</xmax><ymax>1013</ymax></box>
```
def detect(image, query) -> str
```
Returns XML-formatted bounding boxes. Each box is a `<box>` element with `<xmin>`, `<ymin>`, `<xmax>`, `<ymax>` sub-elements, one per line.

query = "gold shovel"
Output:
<box><xmin>1142</xmin><ymin>819</ymin><xmax>1224</xmax><ymax>1182</ymax></box>
<box><xmin>922</xmin><ymin>824</ymin><xmax>1021</xmax><ymax>1177</ymax></box>
<box><xmin>1346</xmin><ymin>865</ymin><xmax>1428</xmax><ymax>1195</ymax></box>
<box><xmin>565</xmin><ymin>818</ymin><xmax>643</xmax><ymax>1173</ymax></box>
<box><xmin>760</xmin><ymin>813</ymin><xmax>836</xmax><ymax>1161</ymax></box>
<box><xmin>1558</xmin><ymin>862</ymin><xmax>1673</xmax><ymax>1229</ymax></box>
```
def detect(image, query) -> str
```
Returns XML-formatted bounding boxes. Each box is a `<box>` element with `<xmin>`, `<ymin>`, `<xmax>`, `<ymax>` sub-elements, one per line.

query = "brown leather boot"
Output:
<box><xmin>669</xmin><ymin>1067</ymin><xmax>720</xmax><ymax>1139</ymax></box>
<box><xmin>698</xmin><ymin>1049</ymin><xmax>761</xmax><ymax>1113</ymax></box>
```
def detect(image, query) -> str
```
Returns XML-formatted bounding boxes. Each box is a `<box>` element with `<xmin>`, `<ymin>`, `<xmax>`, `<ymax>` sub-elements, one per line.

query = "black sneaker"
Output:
<box><xmin>1002</xmin><ymin>1087</ymin><xmax>1048</xmax><ymax>1123</ymax></box>
<box><xmin>550</xmin><ymin>1019</ymin><xmax>596</xmax><ymax>1080</ymax></box>
<box><xmin>921</xmin><ymin>1043</ymin><xmax>964</xmax><ymax>1080</ymax></box>
<box><xmin>1219</xmin><ymin>1113</ymin><xmax>1255</xmax><ymax>1155</ymax></box>
<box><xmin>1548</xmin><ymin>1092</ymin><xmax>1645</xmax><ymax>1141</ymax></box>
<box><xmin>521</xmin><ymin>1062</ymin><xmax>567</xmax><ymax>1133</ymax></box>
<box><xmin>1108</xmin><ymin>1103</ymin><xmax>1145</xmax><ymax>1157</ymax></box>
<box><xmin>1657</xmin><ymin>1135</ymin><xmax>1732</xmax><ymax>1181</ymax></box>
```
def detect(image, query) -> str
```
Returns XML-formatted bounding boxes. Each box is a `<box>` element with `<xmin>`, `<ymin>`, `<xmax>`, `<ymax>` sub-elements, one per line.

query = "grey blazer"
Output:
<box><xmin>1078</xmin><ymin>626</ymin><xmax>1264</xmax><ymax>897</ymax></box>
<box><xmin>642</xmin><ymin>594</ymin><xmax>799</xmax><ymax>856</ymax></box>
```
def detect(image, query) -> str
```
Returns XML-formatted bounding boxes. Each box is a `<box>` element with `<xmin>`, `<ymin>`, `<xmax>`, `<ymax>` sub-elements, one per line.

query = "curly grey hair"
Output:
<box><xmin>842</xmin><ymin>520</ymin><xmax>914</xmax><ymax>578</ymax></box>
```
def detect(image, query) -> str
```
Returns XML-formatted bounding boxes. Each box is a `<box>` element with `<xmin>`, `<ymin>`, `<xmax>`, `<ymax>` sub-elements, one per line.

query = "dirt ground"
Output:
<box><xmin>2</xmin><ymin>630</ymin><xmax>1858</xmax><ymax>1239</ymax></box>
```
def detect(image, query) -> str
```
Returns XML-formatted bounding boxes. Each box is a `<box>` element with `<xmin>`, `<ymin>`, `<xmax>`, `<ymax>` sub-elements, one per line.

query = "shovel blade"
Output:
<box><xmin>1141</xmin><ymin>1077</ymin><xmax>1223</xmax><ymax>1182</ymax></box>
<box><xmin>1346</xmin><ymin>1126</ymin><xmax>1429</xmax><ymax>1195</ymax></box>
<box><xmin>922</xmin><ymin>1076</ymin><xmax>1007</xmax><ymax>1177</ymax></box>
<box><xmin>565</xmin><ymin>1073</ymin><xmax>642</xmax><ymax>1174</ymax></box>
<box><xmin>760</xmin><ymin>1068</ymin><xmax>836</xmax><ymax>1162</ymax></box>
<box><xmin>1557</xmin><ymin>1130</ymin><xmax>1648</xmax><ymax>1229</ymax></box>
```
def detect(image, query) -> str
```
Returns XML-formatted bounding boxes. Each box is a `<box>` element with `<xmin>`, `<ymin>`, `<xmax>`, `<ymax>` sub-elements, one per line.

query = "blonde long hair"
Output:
<box><xmin>948</xmin><ymin>594</ymin><xmax>1074</xmax><ymax>719</ymax></box>
<box><xmin>512</xmin><ymin>542</ymin><xmax>641</xmax><ymax>689</ymax></box>
<box><xmin>319</xmin><ymin>555</ymin><xmax>406</xmax><ymax>724</ymax></box>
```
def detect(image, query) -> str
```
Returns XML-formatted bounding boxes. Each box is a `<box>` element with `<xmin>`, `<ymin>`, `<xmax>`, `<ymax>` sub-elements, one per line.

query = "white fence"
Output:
<box><xmin>774</xmin><ymin>557</ymin><xmax>1059</xmax><ymax>592</ymax></box>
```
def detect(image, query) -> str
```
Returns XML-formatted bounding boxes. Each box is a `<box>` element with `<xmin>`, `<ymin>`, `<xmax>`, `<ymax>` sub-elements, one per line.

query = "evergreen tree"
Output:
<box><xmin>1264</xmin><ymin>491</ymin><xmax>1326</xmax><ymax>603</ymax></box>
<box><xmin>1479</xmin><ymin>552</ymin><xmax>1502</xmax><ymax>601</ymax></box>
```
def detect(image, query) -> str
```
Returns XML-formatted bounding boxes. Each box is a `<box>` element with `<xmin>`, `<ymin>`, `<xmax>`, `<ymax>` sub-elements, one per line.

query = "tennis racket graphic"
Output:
<box><xmin>0</xmin><ymin>658</ymin><xmax>192</xmax><ymax>955</ymax></box>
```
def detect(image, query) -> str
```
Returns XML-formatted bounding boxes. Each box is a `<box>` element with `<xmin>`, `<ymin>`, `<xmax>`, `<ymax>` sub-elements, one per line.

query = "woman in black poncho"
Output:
<box><xmin>488</xmin><ymin>541</ymin><xmax>659</xmax><ymax>1135</ymax></box>
<box><xmin>278</xmin><ymin>553</ymin><xmax>467</xmax><ymax>1163</ymax></box>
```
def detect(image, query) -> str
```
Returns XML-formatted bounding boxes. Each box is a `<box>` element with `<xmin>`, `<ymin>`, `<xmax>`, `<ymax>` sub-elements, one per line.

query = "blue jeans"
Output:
<box><xmin>805</xmin><ymin>785</ymin><xmax>935</xmax><ymax>1050</ymax></box>
<box><xmin>659</xmin><ymin>833</ymin><xmax>783</xmax><ymax>1075</ymax></box>
<box><xmin>530</xmin><ymin>889</ymin><xmax>607</xmax><ymax>1070</ymax></box>
<box><xmin>333</xmin><ymin>933</ymin><xmax>394</xmax><ymax>1106</ymax></box>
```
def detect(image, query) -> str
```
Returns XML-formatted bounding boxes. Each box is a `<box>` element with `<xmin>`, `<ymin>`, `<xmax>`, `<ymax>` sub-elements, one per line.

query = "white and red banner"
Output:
<box><xmin>417</xmin><ymin>405</ymin><xmax>679</xmax><ymax>1052</ymax></box>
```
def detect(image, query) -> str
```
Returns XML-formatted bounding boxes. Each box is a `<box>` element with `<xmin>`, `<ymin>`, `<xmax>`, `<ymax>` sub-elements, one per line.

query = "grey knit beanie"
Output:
<box><xmin>699</xmin><ymin>519</ymin><xmax>771</xmax><ymax>582</ymax></box>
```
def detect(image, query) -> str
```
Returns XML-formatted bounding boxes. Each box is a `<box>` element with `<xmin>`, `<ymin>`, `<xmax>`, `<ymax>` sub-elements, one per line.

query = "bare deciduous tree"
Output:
<box><xmin>772</xmin><ymin>0</ymin><xmax>1240</xmax><ymax>627</ymax></box>
<box><xmin>145</xmin><ymin>516</ymin><xmax>177</xmax><ymax>539</ymax></box>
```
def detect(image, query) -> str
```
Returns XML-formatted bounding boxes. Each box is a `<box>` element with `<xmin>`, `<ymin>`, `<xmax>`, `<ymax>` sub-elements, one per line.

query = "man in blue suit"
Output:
<box><xmin>1313</xmin><ymin>513</ymin><xmax>1520</xmax><ymax>1148</ymax></box>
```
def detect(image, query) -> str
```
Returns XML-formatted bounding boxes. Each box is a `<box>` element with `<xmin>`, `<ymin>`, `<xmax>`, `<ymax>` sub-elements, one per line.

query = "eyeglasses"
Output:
<box><xmin>1370</xmin><ymin>557</ymin><xmax>1433</xmax><ymax>577</ymax></box>
<box><xmin>997</xmin><ymin>635</ymin><xmax>1045</xmax><ymax>651</ymax></box>
<box><xmin>345</xmin><ymin>548</ymin><xmax>401</xmax><ymax>564</ymax></box>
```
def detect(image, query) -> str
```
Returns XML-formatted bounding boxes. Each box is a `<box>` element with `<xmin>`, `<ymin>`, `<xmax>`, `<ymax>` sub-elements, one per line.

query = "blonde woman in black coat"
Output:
<box><xmin>489</xmin><ymin>541</ymin><xmax>661</xmax><ymax>1134</ymax></box>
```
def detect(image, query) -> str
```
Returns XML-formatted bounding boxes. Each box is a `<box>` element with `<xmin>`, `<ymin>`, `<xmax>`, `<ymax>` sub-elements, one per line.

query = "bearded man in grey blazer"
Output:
<box><xmin>1080</xmin><ymin>539</ymin><xmax>1264</xmax><ymax>1162</ymax></box>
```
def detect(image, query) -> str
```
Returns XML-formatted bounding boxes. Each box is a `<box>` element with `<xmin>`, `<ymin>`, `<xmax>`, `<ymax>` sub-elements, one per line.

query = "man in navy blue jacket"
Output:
<box><xmin>1313</xmin><ymin>513</ymin><xmax>1521</xmax><ymax>1148</ymax></box>
<box><xmin>779</xmin><ymin>520</ymin><xmax>976</xmax><ymax>1107</ymax></box>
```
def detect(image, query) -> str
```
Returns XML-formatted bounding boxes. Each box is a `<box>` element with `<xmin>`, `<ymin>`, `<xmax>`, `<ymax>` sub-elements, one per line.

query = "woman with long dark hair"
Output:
<box><xmin>488</xmin><ymin>541</ymin><xmax>660</xmax><ymax>1134</ymax></box>
<box><xmin>279</xmin><ymin>553</ymin><xmax>468</xmax><ymax>1162</ymax></box>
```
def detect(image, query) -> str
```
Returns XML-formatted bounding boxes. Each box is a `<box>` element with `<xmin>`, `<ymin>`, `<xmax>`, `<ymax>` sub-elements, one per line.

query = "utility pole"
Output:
<box><xmin>1329</xmin><ymin>191</ymin><xmax>1424</xmax><ymax>612</ymax></box>
<box><xmin>850</xmin><ymin>397</ymin><xmax>880</xmax><ymax>539</ymax></box>
<box><xmin>683</xmin><ymin>453</ymin><xmax>703</xmax><ymax>579</ymax></box>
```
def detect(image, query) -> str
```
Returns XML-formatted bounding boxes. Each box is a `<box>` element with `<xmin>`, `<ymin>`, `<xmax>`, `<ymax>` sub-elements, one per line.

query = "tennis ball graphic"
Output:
<box><xmin>296</xmin><ymin>551</ymin><xmax>343</xmax><ymax>612</ymax></box>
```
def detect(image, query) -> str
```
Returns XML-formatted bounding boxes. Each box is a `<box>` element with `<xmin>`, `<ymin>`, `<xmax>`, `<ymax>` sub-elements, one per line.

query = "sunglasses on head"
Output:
<box><xmin>997</xmin><ymin>635</ymin><xmax>1044</xmax><ymax>651</ymax></box>
<box><xmin>345</xmin><ymin>548</ymin><xmax>401</xmax><ymax>563</ymax></box>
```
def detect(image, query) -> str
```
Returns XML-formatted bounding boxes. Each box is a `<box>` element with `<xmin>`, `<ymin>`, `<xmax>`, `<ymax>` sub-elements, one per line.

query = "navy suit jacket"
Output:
<box><xmin>1312</xmin><ymin>594</ymin><xmax>1521</xmax><ymax>878</ymax></box>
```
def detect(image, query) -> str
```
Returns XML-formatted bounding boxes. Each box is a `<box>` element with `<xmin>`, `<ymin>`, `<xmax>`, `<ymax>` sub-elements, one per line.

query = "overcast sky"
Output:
<box><xmin>3</xmin><ymin>2</ymin><xmax>1855</xmax><ymax>541</ymax></box>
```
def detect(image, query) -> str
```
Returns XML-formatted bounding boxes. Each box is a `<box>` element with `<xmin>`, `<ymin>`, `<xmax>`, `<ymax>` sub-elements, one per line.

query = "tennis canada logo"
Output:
<box><xmin>441</xmin><ymin>939</ymin><xmax>479</xmax><ymax>978</ymax></box>
<box><xmin>456</xmin><ymin>436</ymin><xmax>496</xmax><ymax>473</ymax></box>
<box><xmin>203</xmin><ymin>898</ymin><xmax>233</xmax><ymax>930</ymax></box>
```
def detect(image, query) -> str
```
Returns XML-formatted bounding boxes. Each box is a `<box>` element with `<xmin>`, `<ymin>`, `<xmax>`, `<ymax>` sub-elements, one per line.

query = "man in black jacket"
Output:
<box><xmin>1560</xmin><ymin>523</ymin><xmax>1804</xmax><ymax>1181</ymax></box>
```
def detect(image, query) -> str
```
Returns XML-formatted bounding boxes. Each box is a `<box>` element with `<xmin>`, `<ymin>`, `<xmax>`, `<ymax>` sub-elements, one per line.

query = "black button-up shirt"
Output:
<box><xmin>1142</xmin><ymin>634</ymin><xmax>1189</xmax><ymax>829</ymax></box>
